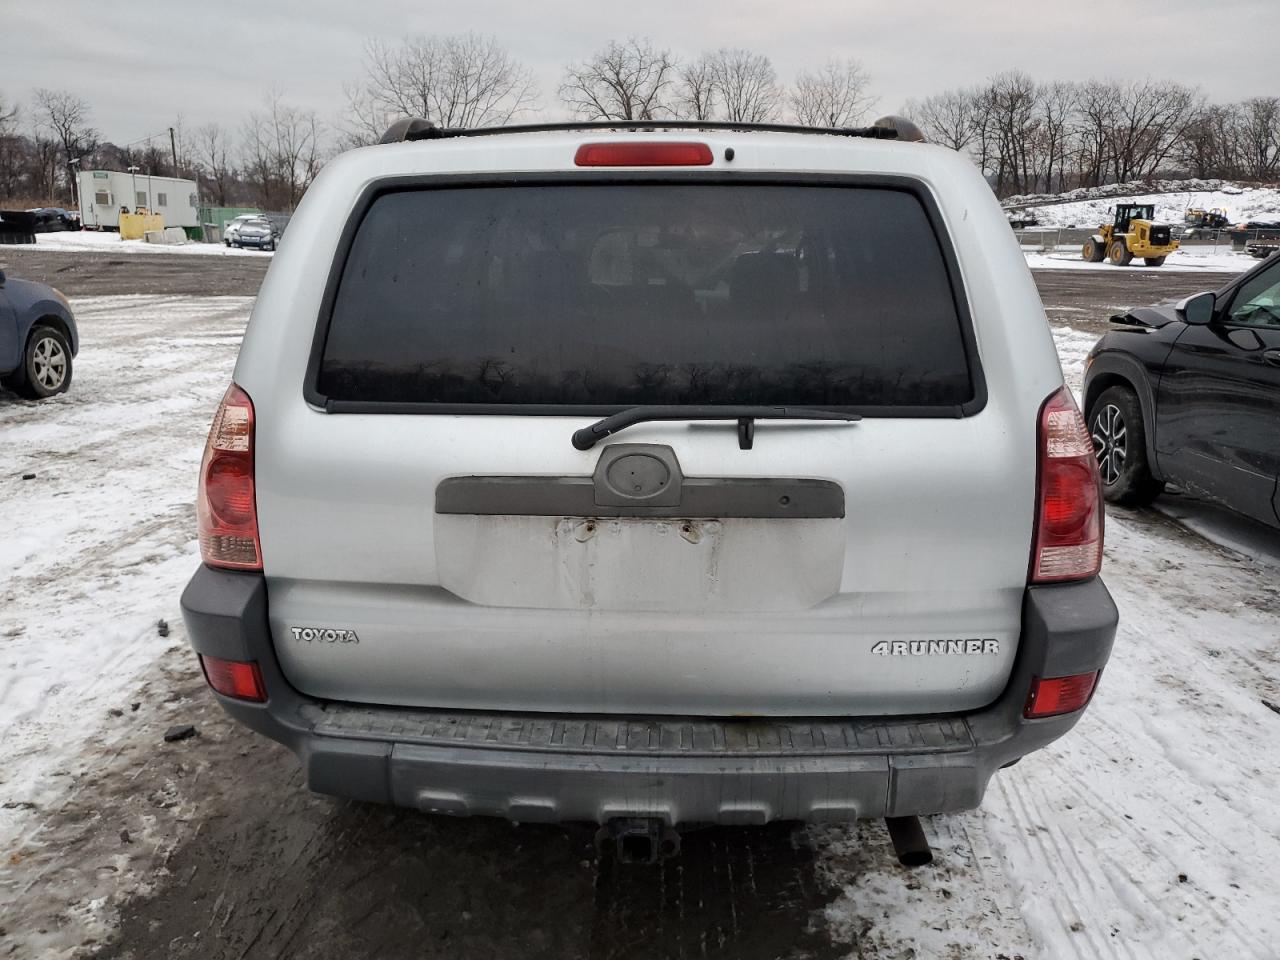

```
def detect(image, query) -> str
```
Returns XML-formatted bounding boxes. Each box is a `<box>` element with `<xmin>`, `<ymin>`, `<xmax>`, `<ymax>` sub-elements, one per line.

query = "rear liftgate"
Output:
<box><xmin>440</xmin><ymin>442</ymin><xmax>893</xmax><ymax>866</ymax></box>
<box><xmin>434</xmin><ymin>443</ymin><xmax>847</xmax><ymax>615</ymax></box>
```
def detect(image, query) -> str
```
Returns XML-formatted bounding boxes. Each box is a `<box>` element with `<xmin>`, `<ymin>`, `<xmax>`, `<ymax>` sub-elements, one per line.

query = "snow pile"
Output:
<box><xmin>0</xmin><ymin>229</ymin><xmax>273</xmax><ymax>257</ymax></box>
<box><xmin>1007</xmin><ymin>183</ymin><xmax>1280</xmax><ymax>229</ymax></box>
<box><xmin>1003</xmin><ymin>178</ymin><xmax>1239</xmax><ymax>209</ymax></box>
<box><xmin>1025</xmin><ymin>245</ymin><xmax>1255</xmax><ymax>273</ymax></box>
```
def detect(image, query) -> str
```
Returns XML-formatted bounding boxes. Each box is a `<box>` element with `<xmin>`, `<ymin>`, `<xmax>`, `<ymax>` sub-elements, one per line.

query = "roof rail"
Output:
<box><xmin>379</xmin><ymin>118</ymin><xmax>902</xmax><ymax>144</ymax></box>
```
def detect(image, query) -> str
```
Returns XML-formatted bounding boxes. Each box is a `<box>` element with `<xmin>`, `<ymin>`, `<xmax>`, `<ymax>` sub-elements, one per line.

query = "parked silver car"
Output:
<box><xmin>230</xmin><ymin>217</ymin><xmax>278</xmax><ymax>251</ymax></box>
<box><xmin>181</xmin><ymin>120</ymin><xmax>1117</xmax><ymax>863</ymax></box>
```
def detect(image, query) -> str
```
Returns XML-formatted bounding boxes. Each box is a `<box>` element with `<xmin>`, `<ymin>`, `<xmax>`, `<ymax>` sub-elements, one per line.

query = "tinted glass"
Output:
<box><xmin>1228</xmin><ymin>261</ymin><xmax>1280</xmax><ymax>329</ymax></box>
<box><xmin>318</xmin><ymin>184</ymin><xmax>975</xmax><ymax>408</ymax></box>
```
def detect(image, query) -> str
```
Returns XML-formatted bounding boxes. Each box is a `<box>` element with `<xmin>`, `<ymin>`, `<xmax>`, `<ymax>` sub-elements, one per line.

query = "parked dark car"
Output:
<box><xmin>228</xmin><ymin>217</ymin><xmax>278</xmax><ymax>251</ymax></box>
<box><xmin>27</xmin><ymin>207</ymin><xmax>81</xmax><ymax>232</ymax></box>
<box><xmin>1083</xmin><ymin>253</ymin><xmax>1280</xmax><ymax>528</ymax></box>
<box><xmin>0</xmin><ymin>268</ymin><xmax>78</xmax><ymax>399</ymax></box>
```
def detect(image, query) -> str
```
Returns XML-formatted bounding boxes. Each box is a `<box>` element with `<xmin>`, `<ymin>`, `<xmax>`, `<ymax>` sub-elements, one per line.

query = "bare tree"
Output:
<box><xmin>195</xmin><ymin>123</ymin><xmax>233</xmax><ymax>205</ymax></box>
<box><xmin>0</xmin><ymin>92</ymin><xmax>20</xmax><ymax>199</ymax></box>
<box><xmin>1238</xmin><ymin>96</ymin><xmax>1280</xmax><ymax>181</ymax></box>
<box><xmin>983</xmin><ymin>71</ymin><xmax>1041</xmax><ymax>195</ymax></box>
<box><xmin>338</xmin><ymin>82</ymin><xmax>389</xmax><ymax>148</ymax></box>
<box><xmin>910</xmin><ymin>89</ymin><xmax>979</xmax><ymax>151</ymax></box>
<box><xmin>791</xmin><ymin>59</ymin><xmax>873</xmax><ymax>127</ymax></box>
<box><xmin>32</xmin><ymin>88</ymin><xmax>96</xmax><ymax>203</ymax></box>
<box><xmin>1036</xmin><ymin>82</ymin><xmax>1075</xmax><ymax>193</ymax></box>
<box><xmin>708</xmin><ymin>48</ymin><xmax>781</xmax><ymax>123</ymax></box>
<box><xmin>242</xmin><ymin>90</ymin><xmax>322</xmax><ymax>210</ymax></box>
<box><xmin>560</xmin><ymin>38</ymin><xmax>677</xmax><ymax>121</ymax></box>
<box><xmin>1073</xmin><ymin>80</ymin><xmax>1120</xmax><ymax>187</ymax></box>
<box><xmin>675</xmin><ymin>54</ymin><xmax>717</xmax><ymax>121</ymax></box>
<box><xmin>1108</xmin><ymin>79</ymin><xmax>1201</xmax><ymax>183</ymax></box>
<box><xmin>348</xmin><ymin>33</ymin><xmax>537</xmax><ymax>138</ymax></box>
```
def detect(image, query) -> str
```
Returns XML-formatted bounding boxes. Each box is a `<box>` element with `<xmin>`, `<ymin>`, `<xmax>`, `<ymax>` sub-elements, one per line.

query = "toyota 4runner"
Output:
<box><xmin>181</xmin><ymin>119</ymin><xmax>1118</xmax><ymax>856</ymax></box>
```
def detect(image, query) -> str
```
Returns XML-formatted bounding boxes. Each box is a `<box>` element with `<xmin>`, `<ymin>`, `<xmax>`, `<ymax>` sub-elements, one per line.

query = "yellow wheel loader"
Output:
<box><xmin>1081</xmin><ymin>204</ymin><xmax>1179</xmax><ymax>266</ymax></box>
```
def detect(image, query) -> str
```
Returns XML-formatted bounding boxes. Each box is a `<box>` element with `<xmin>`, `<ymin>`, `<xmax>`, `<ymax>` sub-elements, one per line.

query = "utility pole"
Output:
<box><xmin>68</xmin><ymin>157</ymin><xmax>82</xmax><ymax>214</ymax></box>
<box><xmin>169</xmin><ymin>126</ymin><xmax>178</xmax><ymax>177</ymax></box>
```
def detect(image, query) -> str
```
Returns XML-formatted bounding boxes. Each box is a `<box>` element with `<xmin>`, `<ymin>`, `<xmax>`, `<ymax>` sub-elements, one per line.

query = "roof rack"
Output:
<box><xmin>380</xmin><ymin>118</ymin><xmax>903</xmax><ymax>144</ymax></box>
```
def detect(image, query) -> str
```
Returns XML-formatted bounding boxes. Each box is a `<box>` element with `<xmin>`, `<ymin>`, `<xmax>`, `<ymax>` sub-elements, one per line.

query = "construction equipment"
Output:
<box><xmin>1184</xmin><ymin>207</ymin><xmax>1230</xmax><ymax>230</ymax></box>
<box><xmin>1081</xmin><ymin>204</ymin><xmax>1179</xmax><ymax>266</ymax></box>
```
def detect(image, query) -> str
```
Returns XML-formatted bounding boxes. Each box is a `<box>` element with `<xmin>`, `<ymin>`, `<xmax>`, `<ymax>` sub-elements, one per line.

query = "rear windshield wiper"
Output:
<box><xmin>571</xmin><ymin>406</ymin><xmax>861</xmax><ymax>451</ymax></box>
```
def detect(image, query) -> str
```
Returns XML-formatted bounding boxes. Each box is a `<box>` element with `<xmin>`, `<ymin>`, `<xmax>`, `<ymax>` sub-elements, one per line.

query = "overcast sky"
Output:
<box><xmin>2</xmin><ymin>0</ymin><xmax>1275</xmax><ymax>146</ymax></box>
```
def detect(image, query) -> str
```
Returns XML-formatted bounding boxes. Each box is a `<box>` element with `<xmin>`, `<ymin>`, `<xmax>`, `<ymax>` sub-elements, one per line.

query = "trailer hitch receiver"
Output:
<box><xmin>595</xmin><ymin>818</ymin><xmax>681</xmax><ymax>864</ymax></box>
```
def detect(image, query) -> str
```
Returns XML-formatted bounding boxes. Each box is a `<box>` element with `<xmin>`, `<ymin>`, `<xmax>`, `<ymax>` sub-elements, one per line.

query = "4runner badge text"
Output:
<box><xmin>290</xmin><ymin>627</ymin><xmax>360</xmax><ymax>644</ymax></box>
<box><xmin>871</xmin><ymin>639</ymin><xmax>999</xmax><ymax>656</ymax></box>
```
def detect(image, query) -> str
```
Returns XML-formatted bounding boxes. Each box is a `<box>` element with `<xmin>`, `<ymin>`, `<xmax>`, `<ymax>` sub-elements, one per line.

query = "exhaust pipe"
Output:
<box><xmin>885</xmin><ymin>816</ymin><xmax>933</xmax><ymax>867</ymax></box>
<box><xmin>595</xmin><ymin>818</ymin><xmax>681</xmax><ymax>864</ymax></box>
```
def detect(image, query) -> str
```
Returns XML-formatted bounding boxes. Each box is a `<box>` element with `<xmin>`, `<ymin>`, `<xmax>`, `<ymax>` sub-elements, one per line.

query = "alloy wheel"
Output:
<box><xmin>32</xmin><ymin>335</ymin><xmax>67</xmax><ymax>391</ymax></box>
<box><xmin>1091</xmin><ymin>403</ymin><xmax>1126</xmax><ymax>485</ymax></box>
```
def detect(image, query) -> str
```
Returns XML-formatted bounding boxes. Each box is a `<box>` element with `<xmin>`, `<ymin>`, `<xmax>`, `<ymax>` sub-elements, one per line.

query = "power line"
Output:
<box><xmin>118</xmin><ymin>129</ymin><xmax>172</xmax><ymax>149</ymax></box>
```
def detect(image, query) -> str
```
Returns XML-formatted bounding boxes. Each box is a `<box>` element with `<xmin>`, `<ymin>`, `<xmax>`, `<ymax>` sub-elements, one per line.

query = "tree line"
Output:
<box><xmin>909</xmin><ymin>73</ymin><xmax>1280</xmax><ymax>198</ymax></box>
<box><xmin>1</xmin><ymin>34</ymin><xmax>1277</xmax><ymax>213</ymax></box>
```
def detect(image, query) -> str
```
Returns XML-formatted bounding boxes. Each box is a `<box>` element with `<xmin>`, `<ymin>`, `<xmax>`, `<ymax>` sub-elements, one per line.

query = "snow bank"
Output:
<box><xmin>1003</xmin><ymin>178</ymin><xmax>1239</xmax><ymax>208</ymax></box>
<box><xmin>1025</xmin><ymin>246</ymin><xmax>1256</xmax><ymax>273</ymax></box>
<box><xmin>0</xmin><ymin>229</ymin><xmax>273</xmax><ymax>257</ymax></box>
<box><xmin>1006</xmin><ymin>182</ymin><xmax>1280</xmax><ymax>229</ymax></box>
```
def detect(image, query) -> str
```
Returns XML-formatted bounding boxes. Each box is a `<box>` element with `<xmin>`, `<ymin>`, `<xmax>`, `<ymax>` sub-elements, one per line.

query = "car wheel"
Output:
<box><xmin>1088</xmin><ymin>386</ymin><xmax>1162</xmax><ymax>506</ymax></box>
<box><xmin>12</xmin><ymin>325</ymin><xmax>73</xmax><ymax>399</ymax></box>
<box><xmin>1144</xmin><ymin>256</ymin><xmax>1167</xmax><ymax>266</ymax></box>
<box><xmin>1108</xmin><ymin>240</ymin><xmax>1133</xmax><ymax>265</ymax></box>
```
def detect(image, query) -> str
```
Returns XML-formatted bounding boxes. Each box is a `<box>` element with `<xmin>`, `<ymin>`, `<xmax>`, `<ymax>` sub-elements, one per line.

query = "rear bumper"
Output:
<box><xmin>181</xmin><ymin>567</ymin><xmax>1117</xmax><ymax>824</ymax></box>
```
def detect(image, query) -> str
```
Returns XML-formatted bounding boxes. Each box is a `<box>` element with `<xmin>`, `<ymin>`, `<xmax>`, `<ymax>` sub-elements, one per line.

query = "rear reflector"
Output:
<box><xmin>1031</xmin><ymin>387</ymin><xmax>1103</xmax><ymax>583</ymax></box>
<box><xmin>574</xmin><ymin>142</ymin><xmax>714</xmax><ymax>167</ymax></box>
<box><xmin>1024</xmin><ymin>672</ymin><xmax>1099</xmax><ymax>718</ymax></box>
<box><xmin>198</xmin><ymin>383</ymin><xmax>261</xmax><ymax>570</ymax></box>
<box><xmin>199</xmin><ymin>655</ymin><xmax>267</xmax><ymax>702</ymax></box>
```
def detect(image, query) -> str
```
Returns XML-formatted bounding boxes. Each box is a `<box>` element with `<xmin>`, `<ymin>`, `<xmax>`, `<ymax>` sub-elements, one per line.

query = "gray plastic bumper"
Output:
<box><xmin>180</xmin><ymin>567</ymin><xmax>1117</xmax><ymax>824</ymax></box>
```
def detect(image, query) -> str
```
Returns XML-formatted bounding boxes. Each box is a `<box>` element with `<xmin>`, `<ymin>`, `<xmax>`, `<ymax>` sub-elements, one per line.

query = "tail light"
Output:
<box><xmin>574</xmin><ymin>142</ymin><xmax>714</xmax><ymax>166</ymax></box>
<box><xmin>1024</xmin><ymin>671</ymin><xmax>1099</xmax><ymax>718</ymax></box>
<box><xmin>197</xmin><ymin>384</ymin><xmax>261</xmax><ymax>570</ymax></box>
<box><xmin>1031</xmin><ymin>387</ymin><xmax>1103</xmax><ymax>583</ymax></box>
<box><xmin>199</xmin><ymin>655</ymin><xmax>267</xmax><ymax>702</ymax></box>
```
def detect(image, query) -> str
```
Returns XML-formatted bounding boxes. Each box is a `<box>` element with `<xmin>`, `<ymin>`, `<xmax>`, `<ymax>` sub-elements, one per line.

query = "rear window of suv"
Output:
<box><xmin>315</xmin><ymin>181</ymin><xmax>978</xmax><ymax>411</ymax></box>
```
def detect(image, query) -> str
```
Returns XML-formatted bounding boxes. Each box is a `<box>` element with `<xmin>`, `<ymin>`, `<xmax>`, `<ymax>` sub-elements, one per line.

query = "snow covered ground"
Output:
<box><xmin>1007</xmin><ymin>182</ymin><xmax>1280</xmax><ymax>228</ymax></box>
<box><xmin>0</xmin><ymin>296</ymin><xmax>249</xmax><ymax>904</ymax></box>
<box><xmin>1024</xmin><ymin>245</ymin><xmax>1256</xmax><ymax>273</ymax></box>
<box><xmin>0</xmin><ymin>229</ymin><xmax>273</xmax><ymax>257</ymax></box>
<box><xmin>1</xmin><ymin>295</ymin><xmax>1278</xmax><ymax>957</ymax></box>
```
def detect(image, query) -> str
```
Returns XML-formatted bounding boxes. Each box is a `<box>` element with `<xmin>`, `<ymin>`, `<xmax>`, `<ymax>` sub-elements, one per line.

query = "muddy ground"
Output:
<box><xmin>0</xmin><ymin>246</ymin><xmax>268</xmax><ymax>298</ymax></box>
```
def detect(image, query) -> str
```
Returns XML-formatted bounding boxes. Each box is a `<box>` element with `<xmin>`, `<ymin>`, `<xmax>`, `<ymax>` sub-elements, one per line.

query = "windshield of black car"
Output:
<box><xmin>317</xmin><ymin>182</ymin><xmax>977</xmax><ymax>409</ymax></box>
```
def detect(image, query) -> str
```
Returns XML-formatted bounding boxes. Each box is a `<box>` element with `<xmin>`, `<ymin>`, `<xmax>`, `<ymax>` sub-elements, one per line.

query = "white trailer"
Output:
<box><xmin>77</xmin><ymin>170</ymin><xmax>199</xmax><ymax>230</ymax></box>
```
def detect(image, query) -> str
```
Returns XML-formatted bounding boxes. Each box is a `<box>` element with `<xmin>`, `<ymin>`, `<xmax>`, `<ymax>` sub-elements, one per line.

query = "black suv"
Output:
<box><xmin>1083</xmin><ymin>254</ymin><xmax>1280</xmax><ymax>528</ymax></box>
<box><xmin>28</xmin><ymin>207</ymin><xmax>80</xmax><ymax>232</ymax></box>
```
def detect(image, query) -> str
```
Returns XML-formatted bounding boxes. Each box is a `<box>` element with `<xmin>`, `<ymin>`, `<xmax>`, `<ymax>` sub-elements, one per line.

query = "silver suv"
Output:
<box><xmin>182</xmin><ymin>120</ymin><xmax>1117</xmax><ymax>861</ymax></box>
